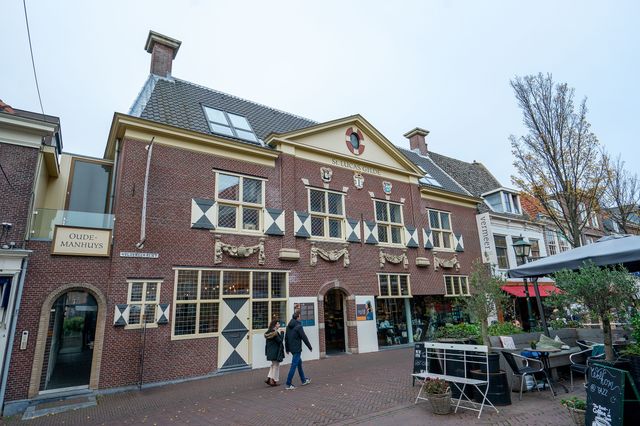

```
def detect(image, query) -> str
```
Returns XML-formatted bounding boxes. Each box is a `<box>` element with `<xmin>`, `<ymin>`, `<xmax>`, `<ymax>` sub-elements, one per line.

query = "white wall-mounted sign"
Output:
<box><xmin>475</xmin><ymin>213</ymin><xmax>497</xmax><ymax>265</ymax></box>
<box><xmin>52</xmin><ymin>226</ymin><xmax>111</xmax><ymax>257</ymax></box>
<box><xmin>119</xmin><ymin>251</ymin><xmax>160</xmax><ymax>259</ymax></box>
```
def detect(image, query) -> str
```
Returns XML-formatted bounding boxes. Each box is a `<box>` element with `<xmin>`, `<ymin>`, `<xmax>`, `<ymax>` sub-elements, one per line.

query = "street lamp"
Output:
<box><xmin>513</xmin><ymin>238</ymin><xmax>536</xmax><ymax>329</ymax></box>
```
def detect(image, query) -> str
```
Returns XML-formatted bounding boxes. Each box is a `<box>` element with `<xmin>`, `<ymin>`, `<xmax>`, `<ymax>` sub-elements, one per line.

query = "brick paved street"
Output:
<box><xmin>5</xmin><ymin>347</ymin><xmax>581</xmax><ymax>425</ymax></box>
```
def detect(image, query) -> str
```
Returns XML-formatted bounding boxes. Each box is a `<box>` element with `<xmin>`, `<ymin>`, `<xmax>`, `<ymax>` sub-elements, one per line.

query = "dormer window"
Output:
<box><xmin>484</xmin><ymin>190</ymin><xmax>521</xmax><ymax>214</ymax></box>
<box><xmin>203</xmin><ymin>106</ymin><xmax>258</xmax><ymax>143</ymax></box>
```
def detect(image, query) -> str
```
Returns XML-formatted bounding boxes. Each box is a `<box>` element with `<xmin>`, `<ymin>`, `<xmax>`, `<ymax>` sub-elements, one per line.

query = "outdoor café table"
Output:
<box><xmin>519</xmin><ymin>347</ymin><xmax>570</xmax><ymax>395</ymax></box>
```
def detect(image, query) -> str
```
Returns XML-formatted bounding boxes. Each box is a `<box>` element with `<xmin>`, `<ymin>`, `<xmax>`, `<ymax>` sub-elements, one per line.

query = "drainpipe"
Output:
<box><xmin>0</xmin><ymin>257</ymin><xmax>29</xmax><ymax>415</ymax></box>
<box><xmin>136</xmin><ymin>138</ymin><xmax>154</xmax><ymax>249</ymax></box>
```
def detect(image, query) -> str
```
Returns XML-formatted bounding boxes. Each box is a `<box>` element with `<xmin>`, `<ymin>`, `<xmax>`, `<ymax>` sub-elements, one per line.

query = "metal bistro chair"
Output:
<box><xmin>569</xmin><ymin>347</ymin><xmax>605</xmax><ymax>391</ymax></box>
<box><xmin>502</xmin><ymin>351</ymin><xmax>555</xmax><ymax>401</ymax></box>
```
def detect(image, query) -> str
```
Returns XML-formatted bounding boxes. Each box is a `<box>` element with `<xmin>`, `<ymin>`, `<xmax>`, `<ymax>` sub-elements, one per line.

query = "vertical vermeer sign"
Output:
<box><xmin>475</xmin><ymin>213</ymin><xmax>497</xmax><ymax>265</ymax></box>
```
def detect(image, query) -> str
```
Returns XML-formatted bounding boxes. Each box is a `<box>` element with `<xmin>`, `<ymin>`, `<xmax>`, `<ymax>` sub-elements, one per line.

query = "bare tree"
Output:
<box><xmin>510</xmin><ymin>73</ymin><xmax>607</xmax><ymax>247</ymax></box>
<box><xmin>603</xmin><ymin>154</ymin><xmax>640</xmax><ymax>234</ymax></box>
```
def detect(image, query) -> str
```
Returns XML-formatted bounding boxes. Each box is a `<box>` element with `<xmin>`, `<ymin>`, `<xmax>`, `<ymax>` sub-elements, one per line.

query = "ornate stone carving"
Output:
<box><xmin>433</xmin><ymin>252</ymin><xmax>460</xmax><ymax>272</ymax></box>
<box><xmin>379</xmin><ymin>248</ymin><xmax>408</xmax><ymax>269</ymax></box>
<box><xmin>214</xmin><ymin>234</ymin><xmax>265</xmax><ymax>265</ymax></box>
<box><xmin>310</xmin><ymin>242</ymin><xmax>349</xmax><ymax>267</ymax></box>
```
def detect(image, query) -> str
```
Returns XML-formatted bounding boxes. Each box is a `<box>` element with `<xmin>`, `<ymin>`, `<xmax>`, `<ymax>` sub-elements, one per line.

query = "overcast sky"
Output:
<box><xmin>3</xmin><ymin>0</ymin><xmax>638</xmax><ymax>185</ymax></box>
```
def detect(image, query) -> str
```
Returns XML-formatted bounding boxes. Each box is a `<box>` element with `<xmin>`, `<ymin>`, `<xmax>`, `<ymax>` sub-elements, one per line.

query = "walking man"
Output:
<box><xmin>285</xmin><ymin>311</ymin><xmax>312</xmax><ymax>390</ymax></box>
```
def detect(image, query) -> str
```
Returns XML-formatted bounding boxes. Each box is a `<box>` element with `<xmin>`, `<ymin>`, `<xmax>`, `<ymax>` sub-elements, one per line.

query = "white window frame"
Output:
<box><xmin>590</xmin><ymin>212</ymin><xmax>599</xmax><ymax>229</ymax></box>
<box><xmin>374</xmin><ymin>199</ymin><xmax>405</xmax><ymax>246</ymax></box>
<box><xmin>250</xmin><ymin>271</ymin><xmax>289</xmax><ymax>330</ymax></box>
<box><xmin>546</xmin><ymin>229</ymin><xmax>558</xmax><ymax>256</ymax></box>
<box><xmin>215</xmin><ymin>171</ymin><xmax>266</xmax><ymax>234</ymax></box>
<box><xmin>377</xmin><ymin>273</ymin><xmax>411</xmax><ymax>298</ymax></box>
<box><xmin>444</xmin><ymin>275</ymin><xmax>470</xmax><ymax>297</ymax></box>
<box><xmin>308</xmin><ymin>187</ymin><xmax>346</xmax><ymax>241</ymax></box>
<box><xmin>171</xmin><ymin>268</ymin><xmax>289</xmax><ymax>340</ymax></box>
<box><xmin>126</xmin><ymin>280</ymin><xmax>162</xmax><ymax>330</ymax></box>
<box><xmin>428</xmin><ymin>209</ymin><xmax>454</xmax><ymax>250</ymax></box>
<box><xmin>494</xmin><ymin>235</ymin><xmax>509</xmax><ymax>269</ymax></box>
<box><xmin>558</xmin><ymin>233</ymin><xmax>571</xmax><ymax>252</ymax></box>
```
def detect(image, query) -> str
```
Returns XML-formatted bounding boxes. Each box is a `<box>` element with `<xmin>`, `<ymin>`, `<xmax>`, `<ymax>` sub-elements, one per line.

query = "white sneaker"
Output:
<box><xmin>302</xmin><ymin>378</ymin><xmax>311</xmax><ymax>386</ymax></box>
<box><xmin>286</xmin><ymin>384</ymin><xmax>296</xmax><ymax>390</ymax></box>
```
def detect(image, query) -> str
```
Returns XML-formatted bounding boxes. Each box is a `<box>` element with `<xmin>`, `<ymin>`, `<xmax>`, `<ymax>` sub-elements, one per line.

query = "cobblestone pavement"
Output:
<box><xmin>5</xmin><ymin>347</ymin><xmax>582</xmax><ymax>425</ymax></box>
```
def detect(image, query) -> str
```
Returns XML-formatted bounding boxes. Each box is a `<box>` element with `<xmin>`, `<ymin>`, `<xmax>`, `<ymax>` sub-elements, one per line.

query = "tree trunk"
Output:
<box><xmin>481</xmin><ymin>320</ymin><xmax>490</xmax><ymax>347</ymax></box>
<box><xmin>601</xmin><ymin>315</ymin><xmax>614</xmax><ymax>361</ymax></box>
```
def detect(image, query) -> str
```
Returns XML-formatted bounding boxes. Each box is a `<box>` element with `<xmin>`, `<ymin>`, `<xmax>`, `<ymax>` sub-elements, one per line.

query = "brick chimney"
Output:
<box><xmin>144</xmin><ymin>31</ymin><xmax>182</xmax><ymax>77</ymax></box>
<box><xmin>403</xmin><ymin>127</ymin><xmax>430</xmax><ymax>155</ymax></box>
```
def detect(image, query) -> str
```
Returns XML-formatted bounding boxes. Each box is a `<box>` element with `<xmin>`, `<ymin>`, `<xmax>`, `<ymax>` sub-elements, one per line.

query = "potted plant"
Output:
<box><xmin>554</xmin><ymin>261</ymin><xmax>637</xmax><ymax>362</ymax></box>
<box><xmin>423</xmin><ymin>378</ymin><xmax>451</xmax><ymax>415</ymax></box>
<box><xmin>561</xmin><ymin>397</ymin><xmax>586</xmax><ymax>426</ymax></box>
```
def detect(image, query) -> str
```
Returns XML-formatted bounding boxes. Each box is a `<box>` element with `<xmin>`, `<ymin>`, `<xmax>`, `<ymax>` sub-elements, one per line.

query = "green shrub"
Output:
<box><xmin>488</xmin><ymin>322</ymin><xmax>523</xmax><ymax>336</ymax></box>
<box><xmin>561</xmin><ymin>397</ymin><xmax>586</xmax><ymax>411</ymax></box>
<box><xmin>622</xmin><ymin>313</ymin><xmax>640</xmax><ymax>357</ymax></box>
<box><xmin>435</xmin><ymin>323</ymin><xmax>480</xmax><ymax>340</ymax></box>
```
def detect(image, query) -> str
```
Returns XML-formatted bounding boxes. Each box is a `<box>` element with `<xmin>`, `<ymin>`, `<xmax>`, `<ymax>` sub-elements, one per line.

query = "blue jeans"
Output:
<box><xmin>286</xmin><ymin>352</ymin><xmax>306</xmax><ymax>386</ymax></box>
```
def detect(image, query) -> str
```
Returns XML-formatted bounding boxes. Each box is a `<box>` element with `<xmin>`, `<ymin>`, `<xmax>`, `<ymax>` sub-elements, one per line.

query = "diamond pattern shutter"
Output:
<box><xmin>454</xmin><ymin>233</ymin><xmax>465</xmax><ymax>252</ymax></box>
<box><xmin>191</xmin><ymin>198</ymin><xmax>217</xmax><ymax>229</ymax></box>
<box><xmin>264</xmin><ymin>208</ymin><xmax>285</xmax><ymax>236</ymax></box>
<box><xmin>114</xmin><ymin>304</ymin><xmax>130</xmax><ymax>326</ymax></box>
<box><xmin>404</xmin><ymin>226</ymin><xmax>419</xmax><ymax>248</ymax></box>
<box><xmin>294</xmin><ymin>211</ymin><xmax>311</xmax><ymax>238</ymax></box>
<box><xmin>346</xmin><ymin>218</ymin><xmax>361</xmax><ymax>243</ymax></box>
<box><xmin>423</xmin><ymin>229</ymin><xmax>434</xmax><ymax>249</ymax></box>
<box><xmin>363</xmin><ymin>221</ymin><xmax>379</xmax><ymax>245</ymax></box>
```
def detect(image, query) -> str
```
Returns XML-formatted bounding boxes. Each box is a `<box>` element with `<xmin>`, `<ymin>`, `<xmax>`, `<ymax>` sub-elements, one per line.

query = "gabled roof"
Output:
<box><xmin>131</xmin><ymin>76</ymin><xmax>317</xmax><ymax>146</ymax></box>
<box><xmin>399</xmin><ymin>148</ymin><xmax>470</xmax><ymax>196</ymax></box>
<box><xmin>428</xmin><ymin>151</ymin><xmax>501</xmax><ymax>197</ymax></box>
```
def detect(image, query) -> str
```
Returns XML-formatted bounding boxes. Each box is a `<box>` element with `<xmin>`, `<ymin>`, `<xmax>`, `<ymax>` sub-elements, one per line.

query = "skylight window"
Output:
<box><xmin>419</xmin><ymin>172</ymin><xmax>442</xmax><ymax>188</ymax></box>
<box><xmin>203</xmin><ymin>106</ymin><xmax>258</xmax><ymax>143</ymax></box>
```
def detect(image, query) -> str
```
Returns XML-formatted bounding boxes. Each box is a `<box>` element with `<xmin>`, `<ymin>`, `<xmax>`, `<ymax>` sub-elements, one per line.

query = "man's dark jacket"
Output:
<box><xmin>285</xmin><ymin>318</ymin><xmax>312</xmax><ymax>353</ymax></box>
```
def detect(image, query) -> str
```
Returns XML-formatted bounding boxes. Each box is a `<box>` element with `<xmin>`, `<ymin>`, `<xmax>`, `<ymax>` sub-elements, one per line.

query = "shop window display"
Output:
<box><xmin>376</xmin><ymin>298</ymin><xmax>409</xmax><ymax>346</ymax></box>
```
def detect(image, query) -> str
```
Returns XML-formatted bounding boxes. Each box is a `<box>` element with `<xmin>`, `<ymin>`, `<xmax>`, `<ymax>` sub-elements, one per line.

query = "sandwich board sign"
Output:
<box><xmin>586</xmin><ymin>363</ymin><xmax>640</xmax><ymax>425</ymax></box>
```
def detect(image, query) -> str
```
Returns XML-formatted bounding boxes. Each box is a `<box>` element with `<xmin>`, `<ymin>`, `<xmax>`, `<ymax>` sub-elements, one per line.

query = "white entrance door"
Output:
<box><xmin>218</xmin><ymin>298</ymin><xmax>250</xmax><ymax>370</ymax></box>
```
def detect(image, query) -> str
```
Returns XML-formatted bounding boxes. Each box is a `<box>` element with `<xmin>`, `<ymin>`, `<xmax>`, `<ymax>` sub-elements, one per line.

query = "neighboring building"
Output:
<box><xmin>422</xmin><ymin>148</ymin><xmax>551</xmax><ymax>326</ymax></box>
<box><xmin>602</xmin><ymin>206</ymin><xmax>640</xmax><ymax>236</ymax></box>
<box><xmin>0</xmin><ymin>102</ymin><xmax>62</xmax><ymax>410</ymax></box>
<box><xmin>519</xmin><ymin>194</ymin><xmax>606</xmax><ymax>251</ymax></box>
<box><xmin>2</xmin><ymin>31</ymin><xmax>483</xmax><ymax>414</ymax></box>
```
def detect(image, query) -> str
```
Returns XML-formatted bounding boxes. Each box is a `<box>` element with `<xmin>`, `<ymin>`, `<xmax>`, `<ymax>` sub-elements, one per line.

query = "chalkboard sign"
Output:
<box><xmin>412</xmin><ymin>342</ymin><xmax>426</xmax><ymax>386</ymax></box>
<box><xmin>586</xmin><ymin>363</ymin><xmax>640</xmax><ymax>426</ymax></box>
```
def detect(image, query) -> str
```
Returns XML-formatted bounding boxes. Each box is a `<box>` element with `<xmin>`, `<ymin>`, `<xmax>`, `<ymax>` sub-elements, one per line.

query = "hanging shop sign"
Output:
<box><xmin>52</xmin><ymin>226</ymin><xmax>112</xmax><ymax>257</ymax></box>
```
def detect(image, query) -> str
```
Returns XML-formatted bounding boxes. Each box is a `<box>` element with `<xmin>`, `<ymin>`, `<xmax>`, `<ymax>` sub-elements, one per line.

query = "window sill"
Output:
<box><xmin>377</xmin><ymin>242</ymin><xmax>405</xmax><ymax>249</ymax></box>
<box><xmin>376</xmin><ymin>295</ymin><xmax>412</xmax><ymax>299</ymax></box>
<box><xmin>444</xmin><ymin>294</ymin><xmax>470</xmax><ymax>297</ymax></box>
<box><xmin>125</xmin><ymin>323</ymin><xmax>159</xmax><ymax>330</ymax></box>
<box><xmin>308</xmin><ymin>237</ymin><xmax>347</xmax><ymax>244</ymax></box>
<box><xmin>171</xmin><ymin>332</ymin><xmax>219</xmax><ymax>341</ymax></box>
<box><xmin>210</xmin><ymin>228</ymin><xmax>264</xmax><ymax>237</ymax></box>
<box><xmin>432</xmin><ymin>248</ymin><xmax>455</xmax><ymax>253</ymax></box>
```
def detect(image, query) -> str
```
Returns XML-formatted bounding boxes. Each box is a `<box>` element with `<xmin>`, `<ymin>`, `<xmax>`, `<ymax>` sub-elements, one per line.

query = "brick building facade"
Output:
<box><xmin>2</xmin><ymin>32</ymin><xmax>483</xmax><ymax>414</ymax></box>
<box><xmin>0</xmin><ymin>105</ymin><xmax>61</xmax><ymax>411</ymax></box>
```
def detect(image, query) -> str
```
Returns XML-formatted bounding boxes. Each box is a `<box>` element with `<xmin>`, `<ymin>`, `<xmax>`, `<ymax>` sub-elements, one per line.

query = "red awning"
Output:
<box><xmin>501</xmin><ymin>283</ymin><xmax>560</xmax><ymax>298</ymax></box>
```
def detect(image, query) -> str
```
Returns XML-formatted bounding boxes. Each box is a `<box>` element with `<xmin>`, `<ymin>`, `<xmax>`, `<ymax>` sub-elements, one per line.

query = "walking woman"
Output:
<box><xmin>264</xmin><ymin>319</ymin><xmax>285</xmax><ymax>386</ymax></box>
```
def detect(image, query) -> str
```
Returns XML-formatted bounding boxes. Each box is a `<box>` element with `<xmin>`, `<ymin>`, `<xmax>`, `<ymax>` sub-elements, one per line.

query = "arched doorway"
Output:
<box><xmin>323</xmin><ymin>288</ymin><xmax>347</xmax><ymax>354</ymax></box>
<box><xmin>41</xmin><ymin>291</ymin><xmax>98</xmax><ymax>391</ymax></box>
